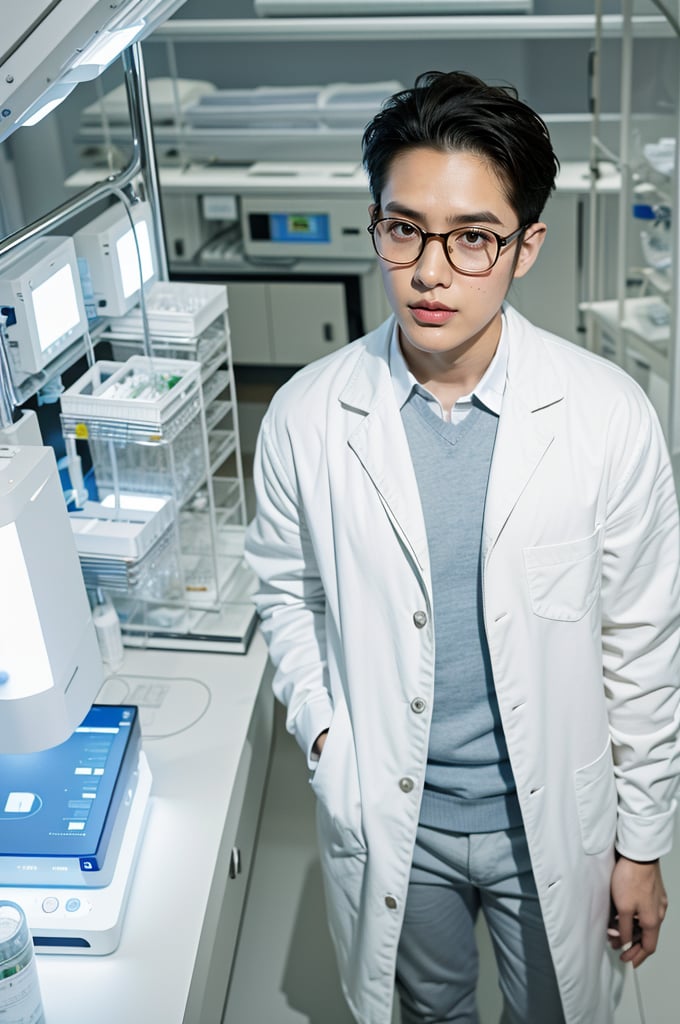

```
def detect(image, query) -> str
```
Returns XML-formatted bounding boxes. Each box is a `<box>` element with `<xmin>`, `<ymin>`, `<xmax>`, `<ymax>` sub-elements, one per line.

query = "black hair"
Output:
<box><xmin>362</xmin><ymin>70</ymin><xmax>560</xmax><ymax>226</ymax></box>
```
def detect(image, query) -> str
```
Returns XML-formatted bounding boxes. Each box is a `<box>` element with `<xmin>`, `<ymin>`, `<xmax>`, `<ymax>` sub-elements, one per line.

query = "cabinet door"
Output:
<box><xmin>269</xmin><ymin>281</ymin><xmax>349</xmax><ymax>365</ymax></box>
<box><xmin>227</xmin><ymin>281</ymin><xmax>274</xmax><ymax>364</ymax></box>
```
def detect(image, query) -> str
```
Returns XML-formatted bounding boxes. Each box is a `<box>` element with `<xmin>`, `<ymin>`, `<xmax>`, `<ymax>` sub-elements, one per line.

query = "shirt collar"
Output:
<box><xmin>389</xmin><ymin>311</ymin><xmax>509</xmax><ymax>416</ymax></box>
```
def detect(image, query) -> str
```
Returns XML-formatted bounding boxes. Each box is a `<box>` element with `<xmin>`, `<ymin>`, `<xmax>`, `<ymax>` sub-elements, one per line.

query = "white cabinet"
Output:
<box><xmin>228</xmin><ymin>278</ymin><xmax>349</xmax><ymax>365</ymax></box>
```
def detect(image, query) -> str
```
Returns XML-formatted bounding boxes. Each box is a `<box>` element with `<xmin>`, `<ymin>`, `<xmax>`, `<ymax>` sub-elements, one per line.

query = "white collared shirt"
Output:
<box><xmin>389</xmin><ymin>311</ymin><xmax>509</xmax><ymax>423</ymax></box>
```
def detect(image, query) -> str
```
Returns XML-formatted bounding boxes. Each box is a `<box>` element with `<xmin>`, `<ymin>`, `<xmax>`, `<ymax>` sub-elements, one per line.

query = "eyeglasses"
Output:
<box><xmin>367</xmin><ymin>218</ymin><xmax>528</xmax><ymax>275</ymax></box>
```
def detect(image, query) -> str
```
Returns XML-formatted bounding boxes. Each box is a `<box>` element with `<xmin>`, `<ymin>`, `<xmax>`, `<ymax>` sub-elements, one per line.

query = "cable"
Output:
<box><xmin>98</xmin><ymin>671</ymin><xmax>212</xmax><ymax>739</ymax></box>
<box><xmin>632</xmin><ymin>965</ymin><xmax>647</xmax><ymax>1024</ymax></box>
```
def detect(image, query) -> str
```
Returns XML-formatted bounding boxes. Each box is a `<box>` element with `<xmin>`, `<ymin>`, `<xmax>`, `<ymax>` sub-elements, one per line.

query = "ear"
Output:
<box><xmin>512</xmin><ymin>223</ymin><xmax>547</xmax><ymax>280</ymax></box>
<box><xmin>368</xmin><ymin>202</ymin><xmax>378</xmax><ymax>222</ymax></box>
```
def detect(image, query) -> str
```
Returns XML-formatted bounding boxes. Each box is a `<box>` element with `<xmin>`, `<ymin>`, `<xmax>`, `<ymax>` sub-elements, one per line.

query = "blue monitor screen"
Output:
<box><xmin>0</xmin><ymin>705</ymin><xmax>140</xmax><ymax>859</ymax></box>
<box><xmin>269</xmin><ymin>213</ymin><xmax>330</xmax><ymax>243</ymax></box>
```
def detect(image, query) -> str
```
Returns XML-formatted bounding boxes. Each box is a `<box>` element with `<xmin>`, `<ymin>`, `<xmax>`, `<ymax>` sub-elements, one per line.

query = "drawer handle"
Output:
<box><xmin>229</xmin><ymin>847</ymin><xmax>242</xmax><ymax>879</ymax></box>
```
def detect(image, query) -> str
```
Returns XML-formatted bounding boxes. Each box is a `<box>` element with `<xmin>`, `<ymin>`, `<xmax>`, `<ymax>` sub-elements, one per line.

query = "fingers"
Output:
<box><xmin>614</xmin><ymin>913</ymin><xmax>660</xmax><ymax>967</ymax></box>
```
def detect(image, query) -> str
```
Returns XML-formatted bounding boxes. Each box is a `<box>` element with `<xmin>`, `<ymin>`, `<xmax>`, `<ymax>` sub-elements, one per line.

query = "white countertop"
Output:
<box><xmin>33</xmin><ymin>631</ymin><xmax>272</xmax><ymax>1024</ymax></box>
<box><xmin>65</xmin><ymin>160</ymin><xmax>622</xmax><ymax>198</ymax></box>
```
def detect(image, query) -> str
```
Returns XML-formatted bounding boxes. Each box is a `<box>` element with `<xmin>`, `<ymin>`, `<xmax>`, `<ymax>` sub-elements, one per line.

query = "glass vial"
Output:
<box><xmin>0</xmin><ymin>901</ymin><xmax>45</xmax><ymax>1024</ymax></box>
<box><xmin>93</xmin><ymin>591</ymin><xmax>124</xmax><ymax>671</ymax></box>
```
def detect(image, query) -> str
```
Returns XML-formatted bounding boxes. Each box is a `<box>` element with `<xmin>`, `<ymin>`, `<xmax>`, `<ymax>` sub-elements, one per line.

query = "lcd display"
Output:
<box><xmin>31</xmin><ymin>263</ymin><xmax>82</xmax><ymax>354</ymax></box>
<box><xmin>0</xmin><ymin>705</ymin><xmax>140</xmax><ymax>862</ymax></box>
<box><xmin>116</xmin><ymin>220</ymin><xmax>154</xmax><ymax>299</ymax></box>
<box><xmin>249</xmin><ymin>211</ymin><xmax>331</xmax><ymax>244</ymax></box>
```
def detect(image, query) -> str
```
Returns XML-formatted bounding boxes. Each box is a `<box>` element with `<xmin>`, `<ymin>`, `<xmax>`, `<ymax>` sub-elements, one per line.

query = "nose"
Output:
<box><xmin>412</xmin><ymin>234</ymin><xmax>454</xmax><ymax>289</ymax></box>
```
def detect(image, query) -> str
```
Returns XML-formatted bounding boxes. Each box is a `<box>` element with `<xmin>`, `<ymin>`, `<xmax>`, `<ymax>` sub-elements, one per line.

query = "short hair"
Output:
<box><xmin>362</xmin><ymin>70</ymin><xmax>560</xmax><ymax>226</ymax></box>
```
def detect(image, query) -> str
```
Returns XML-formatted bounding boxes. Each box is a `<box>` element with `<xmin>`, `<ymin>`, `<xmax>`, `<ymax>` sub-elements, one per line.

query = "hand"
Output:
<box><xmin>313</xmin><ymin>730</ymin><xmax>329</xmax><ymax>758</ymax></box>
<box><xmin>609</xmin><ymin>855</ymin><xmax>668</xmax><ymax>967</ymax></box>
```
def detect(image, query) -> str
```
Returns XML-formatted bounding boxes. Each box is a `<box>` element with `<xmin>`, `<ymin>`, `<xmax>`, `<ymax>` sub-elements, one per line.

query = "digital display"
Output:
<box><xmin>116</xmin><ymin>220</ymin><xmax>154</xmax><ymax>299</ymax></box>
<box><xmin>0</xmin><ymin>705</ymin><xmax>139</xmax><ymax>860</ymax></box>
<box><xmin>249</xmin><ymin>211</ymin><xmax>331</xmax><ymax>244</ymax></box>
<box><xmin>32</xmin><ymin>263</ymin><xmax>82</xmax><ymax>354</ymax></box>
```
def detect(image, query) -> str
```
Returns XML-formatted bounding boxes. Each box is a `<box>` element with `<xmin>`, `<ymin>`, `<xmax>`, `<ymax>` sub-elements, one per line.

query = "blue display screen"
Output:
<box><xmin>0</xmin><ymin>705</ymin><xmax>139</xmax><ymax>858</ymax></box>
<box><xmin>269</xmin><ymin>213</ymin><xmax>330</xmax><ymax>244</ymax></box>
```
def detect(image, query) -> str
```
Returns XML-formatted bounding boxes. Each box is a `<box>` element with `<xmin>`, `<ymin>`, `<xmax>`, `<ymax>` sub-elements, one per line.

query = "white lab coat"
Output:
<box><xmin>245</xmin><ymin>305</ymin><xmax>680</xmax><ymax>1024</ymax></box>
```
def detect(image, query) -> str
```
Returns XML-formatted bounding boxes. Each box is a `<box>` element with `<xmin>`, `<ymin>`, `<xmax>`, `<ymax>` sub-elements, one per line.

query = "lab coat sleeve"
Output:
<box><xmin>244</xmin><ymin>414</ymin><xmax>334</xmax><ymax>769</ymax></box>
<box><xmin>601</xmin><ymin>393</ymin><xmax>680</xmax><ymax>861</ymax></box>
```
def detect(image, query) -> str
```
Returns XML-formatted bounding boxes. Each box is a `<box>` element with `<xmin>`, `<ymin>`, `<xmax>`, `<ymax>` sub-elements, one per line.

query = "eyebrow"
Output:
<box><xmin>382</xmin><ymin>202</ymin><xmax>504</xmax><ymax>227</ymax></box>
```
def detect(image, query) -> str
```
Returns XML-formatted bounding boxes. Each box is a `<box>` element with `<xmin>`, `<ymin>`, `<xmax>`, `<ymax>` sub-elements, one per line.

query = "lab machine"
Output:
<box><xmin>0</xmin><ymin>704</ymin><xmax>151</xmax><ymax>955</ymax></box>
<box><xmin>0</xmin><ymin>235</ymin><xmax>88</xmax><ymax>388</ymax></box>
<box><xmin>0</xmin><ymin>445</ymin><xmax>103</xmax><ymax>754</ymax></box>
<box><xmin>74</xmin><ymin>200</ymin><xmax>157</xmax><ymax>319</ymax></box>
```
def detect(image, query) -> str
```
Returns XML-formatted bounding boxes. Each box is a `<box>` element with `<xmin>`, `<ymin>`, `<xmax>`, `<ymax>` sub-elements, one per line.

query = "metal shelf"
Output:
<box><xmin>150</xmin><ymin>14</ymin><xmax>673</xmax><ymax>43</ymax></box>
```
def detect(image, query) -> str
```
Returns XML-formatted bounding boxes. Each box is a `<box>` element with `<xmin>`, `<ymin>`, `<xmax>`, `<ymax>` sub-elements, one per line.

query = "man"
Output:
<box><xmin>245</xmin><ymin>71</ymin><xmax>680</xmax><ymax>1024</ymax></box>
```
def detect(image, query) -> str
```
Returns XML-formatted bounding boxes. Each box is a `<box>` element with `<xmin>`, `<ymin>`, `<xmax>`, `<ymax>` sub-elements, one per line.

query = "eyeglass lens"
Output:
<box><xmin>372</xmin><ymin>219</ymin><xmax>502</xmax><ymax>273</ymax></box>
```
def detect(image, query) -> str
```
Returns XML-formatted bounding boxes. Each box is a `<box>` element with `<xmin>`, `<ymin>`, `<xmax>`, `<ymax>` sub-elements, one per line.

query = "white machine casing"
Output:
<box><xmin>73</xmin><ymin>201</ymin><xmax>157</xmax><ymax>319</ymax></box>
<box><xmin>0</xmin><ymin>235</ymin><xmax>88</xmax><ymax>377</ymax></box>
<box><xmin>0</xmin><ymin>0</ymin><xmax>190</xmax><ymax>142</ymax></box>
<box><xmin>0</xmin><ymin>445</ymin><xmax>103</xmax><ymax>753</ymax></box>
<box><xmin>0</xmin><ymin>752</ymin><xmax>152</xmax><ymax>955</ymax></box>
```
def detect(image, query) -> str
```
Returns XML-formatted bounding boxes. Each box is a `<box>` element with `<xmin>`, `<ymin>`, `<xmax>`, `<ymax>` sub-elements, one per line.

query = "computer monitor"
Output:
<box><xmin>74</xmin><ymin>201</ymin><xmax>157</xmax><ymax>319</ymax></box>
<box><xmin>0</xmin><ymin>236</ymin><xmax>88</xmax><ymax>380</ymax></box>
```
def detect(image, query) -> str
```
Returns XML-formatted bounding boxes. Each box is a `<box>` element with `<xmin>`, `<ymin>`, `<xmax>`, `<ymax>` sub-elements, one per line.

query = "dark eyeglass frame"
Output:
<box><xmin>367</xmin><ymin>218</ymin><xmax>529</xmax><ymax>276</ymax></box>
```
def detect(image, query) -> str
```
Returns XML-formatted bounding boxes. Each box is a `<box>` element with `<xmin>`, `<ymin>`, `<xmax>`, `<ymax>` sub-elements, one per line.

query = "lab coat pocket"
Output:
<box><xmin>523</xmin><ymin>527</ymin><xmax>602</xmax><ymax>621</ymax></box>
<box><xmin>574</xmin><ymin>741</ymin><xmax>618</xmax><ymax>855</ymax></box>
<box><xmin>310</xmin><ymin>700</ymin><xmax>366</xmax><ymax>857</ymax></box>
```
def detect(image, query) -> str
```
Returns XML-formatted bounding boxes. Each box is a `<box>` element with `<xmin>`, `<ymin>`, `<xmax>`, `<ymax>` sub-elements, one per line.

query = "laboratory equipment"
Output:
<box><xmin>0</xmin><ymin>712</ymin><xmax>152</xmax><ymax>950</ymax></box>
<box><xmin>0</xmin><ymin>0</ymin><xmax>191</xmax><ymax>143</ymax></box>
<box><xmin>60</xmin><ymin>341</ymin><xmax>256</xmax><ymax>653</ymax></box>
<box><xmin>0</xmin><ymin>235</ymin><xmax>88</xmax><ymax>381</ymax></box>
<box><xmin>74</xmin><ymin>201</ymin><xmax>157</xmax><ymax>319</ymax></box>
<box><xmin>0</xmin><ymin>705</ymin><xmax>141</xmax><ymax>888</ymax></box>
<box><xmin>241</xmin><ymin>195</ymin><xmax>370</xmax><ymax>260</ymax></box>
<box><xmin>0</xmin><ymin>901</ymin><xmax>45</xmax><ymax>1022</ymax></box>
<box><xmin>0</xmin><ymin>445</ymin><xmax>103</xmax><ymax>754</ymax></box>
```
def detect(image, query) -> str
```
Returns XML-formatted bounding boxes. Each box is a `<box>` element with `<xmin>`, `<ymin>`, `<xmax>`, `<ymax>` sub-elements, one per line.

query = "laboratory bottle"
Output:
<box><xmin>0</xmin><ymin>901</ymin><xmax>45</xmax><ymax>1024</ymax></box>
<box><xmin>93</xmin><ymin>591</ymin><xmax>125</xmax><ymax>671</ymax></box>
<box><xmin>633</xmin><ymin>202</ymin><xmax>672</xmax><ymax>272</ymax></box>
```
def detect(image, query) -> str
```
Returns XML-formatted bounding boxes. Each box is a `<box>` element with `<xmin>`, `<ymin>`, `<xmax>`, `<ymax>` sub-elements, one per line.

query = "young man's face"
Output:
<box><xmin>369</xmin><ymin>146</ymin><xmax>545</xmax><ymax>377</ymax></box>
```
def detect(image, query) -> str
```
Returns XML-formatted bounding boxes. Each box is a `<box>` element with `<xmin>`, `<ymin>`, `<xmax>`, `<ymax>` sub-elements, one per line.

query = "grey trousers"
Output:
<box><xmin>395</xmin><ymin>824</ymin><xmax>566</xmax><ymax>1024</ymax></box>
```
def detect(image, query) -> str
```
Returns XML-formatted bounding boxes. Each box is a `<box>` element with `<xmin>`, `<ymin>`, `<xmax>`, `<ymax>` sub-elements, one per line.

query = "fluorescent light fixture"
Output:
<box><xmin>1</xmin><ymin>0</ymin><xmax>190</xmax><ymax>145</ymax></box>
<box><xmin>0</xmin><ymin>446</ymin><xmax>103</xmax><ymax>753</ymax></box>
<box><xmin>20</xmin><ymin>83</ymin><xmax>77</xmax><ymax>127</ymax></box>
<box><xmin>68</xmin><ymin>23</ymin><xmax>146</xmax><ymax>81</ymax></box>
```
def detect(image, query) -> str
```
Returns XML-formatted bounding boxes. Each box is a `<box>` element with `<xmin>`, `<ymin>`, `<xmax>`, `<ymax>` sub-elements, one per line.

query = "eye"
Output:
<box><xmin>455</xmin><ymin>228</ymin><xmax>496</xmax><ymax>249</ymax></box>
<box><xmin>388</xmin><ymin>220</ymin><xmax>421</xmax><ymax>241</ymax></box>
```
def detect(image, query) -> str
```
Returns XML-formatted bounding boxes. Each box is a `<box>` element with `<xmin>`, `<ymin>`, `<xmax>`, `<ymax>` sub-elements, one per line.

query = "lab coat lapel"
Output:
<box><xmin>340</xmin><ymin>329</ymin><xmax>430</xmax><ymax>578</ymax></box>
<box><xmin>483</xmin><ymin>312</ymin><xmax>563</xmax><ymax>560</ymax></box>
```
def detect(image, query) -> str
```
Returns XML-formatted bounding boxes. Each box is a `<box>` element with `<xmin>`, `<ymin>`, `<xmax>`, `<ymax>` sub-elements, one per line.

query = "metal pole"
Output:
<box><xmin>124</xmin><ymin>42</ymin><xmax>169</xmax><ymax>280</ymax></box>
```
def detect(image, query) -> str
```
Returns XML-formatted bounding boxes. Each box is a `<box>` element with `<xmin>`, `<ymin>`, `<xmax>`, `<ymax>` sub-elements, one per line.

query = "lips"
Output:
<box><xmin>409</xmin><ymin>302</ymin><xmax>456</xmax><ymax>325</ymax></box>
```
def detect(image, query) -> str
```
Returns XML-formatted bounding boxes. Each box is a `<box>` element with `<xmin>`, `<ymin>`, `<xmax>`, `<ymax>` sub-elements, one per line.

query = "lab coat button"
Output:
<box><xmin>399</xmin><ymin>776</ymin><xmax>415</xmax><ymax>793</ymax></box>
<box><xmin>413</xmin><ymin>610</ymin><xmax>428</xmax><ymax>628</ymax></box>
<box><xmin>384</xmin><ymin>895</ymin><xmax>398</xmax><ymax>910</ymax></box>
<box><xmin>410</xmin><ymin>697</ymin><xmax>427</xmax><ymax>714</ymax></box>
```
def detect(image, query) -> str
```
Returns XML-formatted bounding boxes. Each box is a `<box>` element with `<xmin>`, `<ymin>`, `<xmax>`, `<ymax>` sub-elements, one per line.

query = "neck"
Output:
<box><xmin>399</xmin><ymin>321</ymin><xmax>501</xmax><ymax>414</ymax></box>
